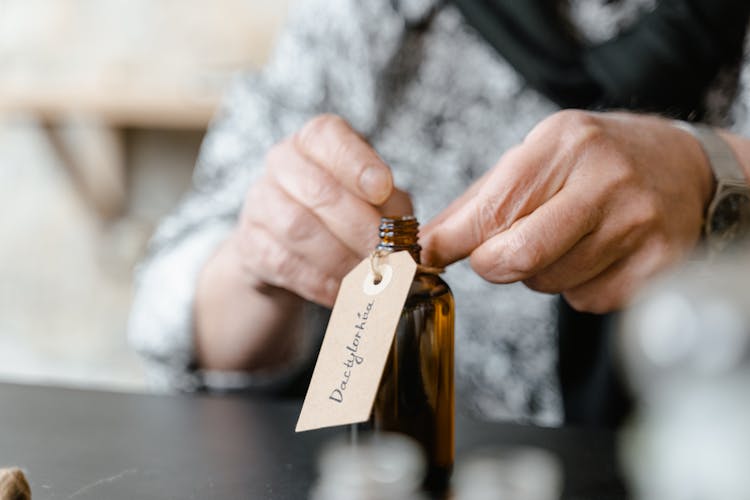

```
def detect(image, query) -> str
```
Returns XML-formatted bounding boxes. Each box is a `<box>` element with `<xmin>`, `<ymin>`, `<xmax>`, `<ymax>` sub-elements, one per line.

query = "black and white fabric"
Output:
<box><xmin>128</xmin><ymin>0</ymin><xmax>750</xmax><ymax>425</ymax></box>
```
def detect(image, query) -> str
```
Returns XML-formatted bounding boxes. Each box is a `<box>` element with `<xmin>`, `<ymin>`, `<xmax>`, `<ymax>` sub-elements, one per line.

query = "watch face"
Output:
<box><xmin>708</xmin><ymin>189</ymin><xmax>750</xmax><ymax>252</ymax></box>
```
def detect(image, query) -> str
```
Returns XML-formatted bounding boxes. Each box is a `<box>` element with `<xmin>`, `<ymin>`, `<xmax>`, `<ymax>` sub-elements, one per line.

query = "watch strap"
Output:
<box><xmin>673</xmin><ymin>121</ymin><xmax>746</xmax><ymax>184</ymax></box>
<box><xmin>674</xmin><ymin>120</ymin><xmax>750</xmax><ymax>254</ymax></box>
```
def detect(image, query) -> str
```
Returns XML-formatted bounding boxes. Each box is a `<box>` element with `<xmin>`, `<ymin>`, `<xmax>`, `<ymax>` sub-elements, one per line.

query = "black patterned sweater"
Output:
<box><xmin>129</xmin><ymin>0</ymin><xmax>750</xmax><ymax>425</ymax></box>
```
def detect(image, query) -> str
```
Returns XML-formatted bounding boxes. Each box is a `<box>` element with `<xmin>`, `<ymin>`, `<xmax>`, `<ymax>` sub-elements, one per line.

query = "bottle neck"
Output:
<box><xmin>377</xmin><ymin>216</ymin><xmax>421</xmax><ymax>264</ymax></box>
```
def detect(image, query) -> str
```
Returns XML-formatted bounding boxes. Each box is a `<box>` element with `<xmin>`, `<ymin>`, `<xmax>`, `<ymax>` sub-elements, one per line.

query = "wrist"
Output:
<box><xmin>194</xmin><ymin>235</ymin><xmax>303</xmax><ymax>372</ymax></box>
<box><xmin>193</xmin><ymin>236</ymin><xmax>244</xmax><ymax>368</ymax></box>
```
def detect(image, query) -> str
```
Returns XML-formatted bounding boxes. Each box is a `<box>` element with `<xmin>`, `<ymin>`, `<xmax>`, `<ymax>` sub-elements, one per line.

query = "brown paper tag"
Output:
<box><xmin>296</xmin><ymin>251</ymin><xmax>417</xmax><ymax>432</ymax></box>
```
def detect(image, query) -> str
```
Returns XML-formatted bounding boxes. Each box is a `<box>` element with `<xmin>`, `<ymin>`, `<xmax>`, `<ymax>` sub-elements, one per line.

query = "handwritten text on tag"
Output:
<box><xmin>296</xmin><ymin>251</ymin><xmax>417</xmax><ymax>432</ymax></box>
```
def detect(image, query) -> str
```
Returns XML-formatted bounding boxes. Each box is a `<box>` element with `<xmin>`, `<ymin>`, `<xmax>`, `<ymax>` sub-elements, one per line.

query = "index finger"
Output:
<box><xmin>294</xmin><ymin>114</ymin><xmax>394</xmax><ymax>205</ymax></box>
<box><xmin>469</xmin><ymin>187</ymin><xmax>600</xmax><ymax>283</ymax></box>
<box><xmin>422</xmin><ymin>144</ymin><xmax>560</xmax><ymax>267</ymax></box>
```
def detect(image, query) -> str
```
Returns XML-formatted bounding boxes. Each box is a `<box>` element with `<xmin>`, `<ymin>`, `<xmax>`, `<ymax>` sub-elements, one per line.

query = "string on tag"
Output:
<box><xmin>369</xmin><ymin>250</ymin><xmax>444</xmax><ymax>282</ymax></box>
<box><xmin>369</xmin><ymin>250</ymin><xmax>388</xmax><ymax>284</ymax></box>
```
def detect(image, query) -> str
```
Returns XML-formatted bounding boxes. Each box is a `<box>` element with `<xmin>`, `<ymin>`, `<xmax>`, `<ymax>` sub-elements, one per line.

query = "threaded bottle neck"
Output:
<box><xmin>377</xmin><ymin>215</ymin><xmax>421</xmax><ymax>263</ymax></box>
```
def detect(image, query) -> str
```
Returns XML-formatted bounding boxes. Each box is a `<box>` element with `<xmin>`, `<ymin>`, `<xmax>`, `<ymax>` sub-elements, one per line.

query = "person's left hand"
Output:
<box><xmin>421</xmin><ymin>110</ymin><xmax>714</xmax><ymax>313</ymax></box>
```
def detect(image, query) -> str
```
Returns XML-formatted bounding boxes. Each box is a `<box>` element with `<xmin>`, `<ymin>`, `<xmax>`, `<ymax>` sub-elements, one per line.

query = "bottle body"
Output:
<box><xmin>369</xmin><ymin>216</ymin><xmax>455</xmax><ymax>492</ymax></box>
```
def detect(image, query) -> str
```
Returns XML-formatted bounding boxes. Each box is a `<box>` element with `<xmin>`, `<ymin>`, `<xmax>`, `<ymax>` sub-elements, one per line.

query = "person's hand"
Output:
<box><xmin>195</xmin><ymin>114</ymin><xmax>411</xmax><ymax>371</ymax></box>
<box><xmin>421</xmin><ymin>110</ymin><xmax>714</xmax><ymax>313</ymax></box>
<box><xmin>231</xmin><ymin>114</ymin><xmax>412</xmax><ymax>307</ymax></box>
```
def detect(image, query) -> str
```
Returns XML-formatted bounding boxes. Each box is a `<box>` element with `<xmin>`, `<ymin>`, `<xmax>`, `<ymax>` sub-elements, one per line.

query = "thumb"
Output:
<box><xmin>421</xmin><ymin>196</ymin><xmax>487</xmax><ymax>268</ymax></box>
<box><xmin>420</xmin><ymin>172</ymin><xmax>493</xmax><ymax>267</ymax></box>
<box><xmin>379</xmin><ymin>187</ymin><xmax>413</xmax><ymax>217</ymax></box>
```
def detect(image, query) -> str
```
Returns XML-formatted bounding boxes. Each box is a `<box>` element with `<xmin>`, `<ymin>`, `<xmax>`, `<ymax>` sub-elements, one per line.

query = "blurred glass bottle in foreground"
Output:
<box><xmin>311</xmin><ymin>432</ymin><xmax>427</xmax><ymax>500</ymax></box>
<box><xmin>452</xmin><ymin>446</ymin><xmax>562</xmax><ymax>500</ymax></box>
<box><xmin>367</xmin><ymin>215</ymin><xmax>455</xmax><ymax>493</ymax></box>
<box><xmin>619</xmin><ymin>253</ymin><xmax>750</xmax><ymax>500</ymax></box>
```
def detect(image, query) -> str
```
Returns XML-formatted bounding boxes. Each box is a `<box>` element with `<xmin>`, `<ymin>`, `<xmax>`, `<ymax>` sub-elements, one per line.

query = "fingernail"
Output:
<box><xmin>359</xmin><ymin>165</ymin><xmax>392</xmax><ymax>203</ymax></box>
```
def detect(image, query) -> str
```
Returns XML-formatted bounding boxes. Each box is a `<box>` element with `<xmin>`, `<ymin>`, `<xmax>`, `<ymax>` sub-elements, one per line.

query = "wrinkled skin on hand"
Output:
<box><xmin>231</xmin><ymin>114</ymin><xmax>412</xmax><ymax>308</ymax></box>
<box><xmin>422</xmin><ymin>110</ymin><xmax>714</xmax><ymax>313</ymax></box>
<box><xmin>195</xmin><ymin>114</ymin><xmax>412</xmax><ymax>371</ymax></box>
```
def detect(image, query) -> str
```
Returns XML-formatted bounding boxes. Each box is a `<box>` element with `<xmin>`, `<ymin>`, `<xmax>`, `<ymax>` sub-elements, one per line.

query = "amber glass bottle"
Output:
<box><xmin>370</xmin><ymin>215</ymin><xmax>455</xmax><ymax>492</ymax></box>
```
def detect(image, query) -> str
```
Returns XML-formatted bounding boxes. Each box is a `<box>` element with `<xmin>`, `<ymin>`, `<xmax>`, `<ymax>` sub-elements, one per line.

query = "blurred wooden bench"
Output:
<box><xmin>0</xmin><ymin>0</ymin><xmax>288</xmax><ymax>220</ymax></box>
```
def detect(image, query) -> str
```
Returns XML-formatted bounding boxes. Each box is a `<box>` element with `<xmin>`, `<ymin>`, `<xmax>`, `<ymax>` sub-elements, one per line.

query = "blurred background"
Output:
<box><xmin>0</xmin><ymin>0</ymin><xmax>289</xmax><ymax>391</ymax></box>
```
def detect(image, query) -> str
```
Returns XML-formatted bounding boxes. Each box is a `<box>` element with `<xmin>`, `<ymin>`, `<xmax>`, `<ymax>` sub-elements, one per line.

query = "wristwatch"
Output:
<box><xmin>674</xmin><ymin>121</ymin><xmax>750</xmax><ymax>254</ymax></box>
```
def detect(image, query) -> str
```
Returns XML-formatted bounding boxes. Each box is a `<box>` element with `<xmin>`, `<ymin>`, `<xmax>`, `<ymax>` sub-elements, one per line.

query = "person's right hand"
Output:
<box><xmin>233</xmin><ymin>114</ymin><xmax>412</xmax><ymax>308</ymax></box>
<box><xmin>194</xmin><ymin>114</ymin><xmax>411</xmax><ymax>372</ymax></box>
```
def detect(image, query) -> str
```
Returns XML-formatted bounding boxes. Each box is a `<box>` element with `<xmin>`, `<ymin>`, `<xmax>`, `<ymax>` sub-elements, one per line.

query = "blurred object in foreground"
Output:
<box><xmin>453</xmin><ymin>446</ymin><xmax>562</xmax><ymax>500</ymax></box>
<box><xmin>620</xmin><ymin>253</ymin><xmax>750</xmax><ymax>395</ymax></box>
<box><xmin>311</xmin><ymin>432</ymin><xmax>427</xmax><ymax>500</ymax></box>
<box><xmin>623</xmin><ymin>374</ymin><xmax>750</xmax><ymax>500</ymax></box>
<box><xmin>0</xmin><ymin>468</ymin><xmax>31</xmax><ymax>500</ymax></box>
<box><xmin>619</xmin><ymin>253</ymin><xmax>750</xmax><ymax>500</ymax></box>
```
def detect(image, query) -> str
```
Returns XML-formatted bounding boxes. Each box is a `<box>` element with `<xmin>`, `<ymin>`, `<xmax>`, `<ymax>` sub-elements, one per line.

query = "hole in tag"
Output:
<box><xmin>363</xmin><ymin>264</ymin><xmax>393</xmax><ymax>295</ymax></box>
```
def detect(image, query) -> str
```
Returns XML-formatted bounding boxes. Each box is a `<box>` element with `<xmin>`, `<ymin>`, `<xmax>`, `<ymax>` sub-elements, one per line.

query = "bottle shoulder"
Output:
<box><xmin>409</xmin><ymin>272</ymin><xmax>452</xmax><ymax>299</ymax></box>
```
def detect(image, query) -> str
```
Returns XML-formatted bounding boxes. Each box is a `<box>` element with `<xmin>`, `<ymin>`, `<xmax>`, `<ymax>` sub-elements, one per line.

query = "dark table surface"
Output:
<box><xmin>0</xmin><ymin>382</ymin><xmax>626</xmax><ymax>499</ymax></box>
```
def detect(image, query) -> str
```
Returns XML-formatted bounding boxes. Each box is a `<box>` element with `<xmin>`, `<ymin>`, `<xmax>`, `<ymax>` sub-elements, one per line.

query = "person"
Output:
<box><xmin>128</xmin><ymin>0</ymin><xmax>750</xmax><ymax>426</ymax></box>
